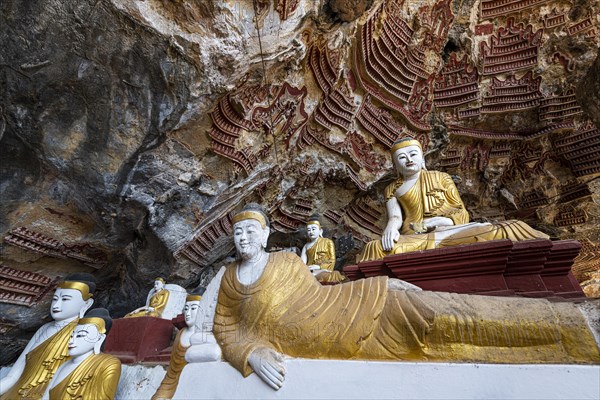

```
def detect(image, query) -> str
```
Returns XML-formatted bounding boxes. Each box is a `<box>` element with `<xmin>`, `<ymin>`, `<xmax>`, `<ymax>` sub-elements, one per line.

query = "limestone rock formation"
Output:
<box><xmin>1</xmin><ymin>0</ymin><xmax>599</xmax><ymax>364</ymax></box>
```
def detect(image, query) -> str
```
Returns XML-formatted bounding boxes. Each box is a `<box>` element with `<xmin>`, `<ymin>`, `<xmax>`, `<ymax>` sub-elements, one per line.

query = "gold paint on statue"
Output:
<box><xmin>0</xmin><ymin>320</ymin><xmax>78</xmax><ymax>400</ymax></box>
<box><xmin>390</xmin><ymin>138</ymin><xmax>422</xmax><ymax>153</ymax></box>
<box><xmin>186</xmin><ymin>294</ymin><xmax>202</xmax><ymax>302</ymax></box>
<box><xmin>214</xmin><ymin>252</ymin><xmax>600</xmax><ymax>377</ymax></box>
<box><xmin>359</xmin><ymin>140</ymin><xmax>549</xmax><ymax>262</ymax></box>
<box><xmin>305</xmin><ymin>237</ymin><xmax>335</xmax><ymax>271</ymax></box>
<box><xmin>48</xmin><ymin>353</ymin><xmax>121</xmax><ymax>400</ymax></box>
<box><xmin>78</xmin><ymin>317</ymin><xmax>106</xmax><ymax>334</ymax></box>
<box><xmin>151</xmin><ymin>330</ymin><xmax>189</xmax><ymax>400</ymax></box>
<box><xmin>125</xmin><ymin>289</ymin><xmax>170</xmax><ymax>318</ymax></box>
<box><xmin>231</xmin><ymin>211</ymin><xmax>267</xmax><ymax>228</ymax></box>
<box><xmin>57</xmin><ymin>282</ymin><xmax>93</xmax><ymax>300</ymax></box>
<box><xmin>302</xmin><ymin>218</ymin><xmax>346</xmax><ymax>284</ymax></box>
<box><xmin>305</xmin><ymin>237</ymin><xmax>346</xmax><ymax>283</ymax></box>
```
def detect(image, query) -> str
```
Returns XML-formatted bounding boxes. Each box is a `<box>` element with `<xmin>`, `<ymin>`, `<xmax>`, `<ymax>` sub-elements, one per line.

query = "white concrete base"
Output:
<box><xmin>174</xmin><ymin>359</ymin><xmax>600</xmax><ymax>400</ymax></box>
<box><xmin>114</xmin><ymin>364</ymin><xmax>166</xmax><ymax>400</ymax></box>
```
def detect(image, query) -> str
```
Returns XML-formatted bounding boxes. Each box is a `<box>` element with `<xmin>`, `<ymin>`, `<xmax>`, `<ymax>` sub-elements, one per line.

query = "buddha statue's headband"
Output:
<box><xmin>186</xmin><ymin>294</ymin><xmax>202</xmax><ymax>302</ymax></box>
<box><xmin>232</xmin><ymin>211</ymin><xmax>267</xmax><ymax>228</ymax></box>
<box><xmin>307</xmin><ymin>221</ymin><xmax>321</xmax><ymax>228</ymax></box>
<box><xmin>58</xmin><ymin>281</ymin><xmax>93</xmax><ymax>300</ymax></box>
<box><xmin>78</xmin><ymin>317</ymin><xmax>106</xmax><ymax>334</ymax></box>
<box><xmin>390</xmin><ymin>139</ymin><xmax>422</xmax><ymax>154</ymax></box>
<box><xmin>154</xmin><ymin>277</ymin><xmax>166</xmax><ymax>284</ymax></box>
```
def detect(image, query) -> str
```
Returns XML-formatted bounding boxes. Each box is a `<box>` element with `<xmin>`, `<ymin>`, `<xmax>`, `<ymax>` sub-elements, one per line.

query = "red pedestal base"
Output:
<box><xmin>104</xmin><ymin>316</ymin><xmax>174</xmax><ymax>364</ymax></box>
<box><xmin>343</xmin><ymin>239</ymin><xmax>585</xmax><ymax>299</ymax></box>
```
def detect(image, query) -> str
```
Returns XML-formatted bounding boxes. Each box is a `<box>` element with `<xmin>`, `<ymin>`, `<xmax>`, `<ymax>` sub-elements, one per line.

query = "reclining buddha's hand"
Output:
<box><xmin>248</xmin><ymin>347</ymin><xmax>286</xmax><ymax>390</ymax></box>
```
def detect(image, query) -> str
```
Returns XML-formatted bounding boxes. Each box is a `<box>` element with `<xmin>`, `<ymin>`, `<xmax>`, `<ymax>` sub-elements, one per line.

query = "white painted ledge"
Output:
<box><xmin>173</xmin><ymin>359</ymin><xmax>600</xmax><ymax>400</ymax></box>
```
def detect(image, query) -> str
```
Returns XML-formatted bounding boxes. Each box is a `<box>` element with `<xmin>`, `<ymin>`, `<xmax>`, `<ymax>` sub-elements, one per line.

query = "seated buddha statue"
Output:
<box><xmin>211</xmin><ymin>204</ymin><xmax>599</xmax><ymax>391</ymax></box>
<box><xmin>44</xmin><ymin>308</ymin><xmax>121</xmax><ymax>400</ymax></box>
<box><xmin>359</xmin><ymin>138</ymin><xmax>549</xmax><ymax>262</ymax></box>
<box><xmin>152</xmin><ymin>288</ymin><xmax>206</xmax><ymax>400</ymax></box>
<box><xmin>125</xmin><ymin>277</ymin><xmax>170</xmax><ymax>318</ymax></box>
<box><xmin>300</xmin><ymin>215</ymin><xmax>346</xmax><ymax>284</ymax></box>
<box><xmin>0</xmin><ymin>273</ymin><xmax>96</xmax><ymax>400</ymax></box>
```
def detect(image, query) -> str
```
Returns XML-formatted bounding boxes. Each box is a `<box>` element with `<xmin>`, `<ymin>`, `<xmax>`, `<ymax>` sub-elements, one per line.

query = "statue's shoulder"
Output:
<box><xmin>424</xmin><ymin>170</ymin><xmax>455</xmax><ymax>185</ymax></box>
<box><xmin>95</xmin><ymin>353</ymin><xmax>121</xmax><ymax>368</ymax></box>
<box><xmin>425</xmin><ymin>169</ymin><xmax>451</xmax><ymax>179</ymax></box>
<box><xmin>384</xmin><ymin>178</ymin><xmax>403</xmax><ymax>200</ymax></box>
<box><xmin>269</xmin><ymin>250</ymin><xmax>303</xmax><ymax>265</ymax></box>
<box><xmin>319</xmin><ymin>237</ymin><xmax>334</xmax><ymax>246</ymax></box>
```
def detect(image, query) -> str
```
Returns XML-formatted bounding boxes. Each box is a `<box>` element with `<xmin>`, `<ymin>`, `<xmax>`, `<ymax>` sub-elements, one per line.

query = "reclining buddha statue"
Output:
<box><xmin>202</xmin><ymin>204</ymin><xmax>599</xmax><ymax>391</ymax></box>
<box><xmin>359</xmin><ymin>138</ymin><xmax>549</xmax><ymax>262</ymax></box>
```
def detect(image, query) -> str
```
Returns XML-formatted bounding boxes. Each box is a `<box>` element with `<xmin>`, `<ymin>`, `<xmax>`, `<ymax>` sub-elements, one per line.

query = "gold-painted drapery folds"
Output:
<box><xmin>1</xmin><ymin>320</ymin><xmax>78</xmax><ymax>400</ymax></box>
<box><xmin>48</xmin><ymin>353</ymin><xmax>121</xmax><ymax>400</ymax></box>
<box><xmin>359</xmin><ymin>170</ymin><xmax>549</xmax><ymax>262</ymax></box>
<box><xmin>214</xmin><ymin>252</ymin><xmax>599</xmax><ymax>378</ymax></box>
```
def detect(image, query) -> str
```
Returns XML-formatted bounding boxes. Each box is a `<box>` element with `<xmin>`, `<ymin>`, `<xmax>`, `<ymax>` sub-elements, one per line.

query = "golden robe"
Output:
<box><xmin>305</xmin><ymin>237</ymin><xmax>346</xmax><ymax>284</ymax></box>
<box><xmin>151</xmin><ymin>330</ymin><xmax>188</xmax><ymax>400</ymax></box>
<box><xmin>359</xmin><ymin>171</ymin><xmax>549</xmax><ymax>262</ymax></box>
<box><xmin>213</xmin><ymin>252</ymin><xmax>599</xmax><ymax>377</ymax></box>
<box><xmin>305</xmin><ymin>237</ymin><xmax>335</xmax><ymax>271</ymax></box>
<box><xmin>126</xmin><ymin>289</ymin><xmax>169</xmax><ymax>318</ymax></box>
<box><xmin>1</xmin><ymin>320</ymin><xmax>78</xmax><ymax>400</ymax></box>
<box><xmin>48</xmin><ymin>353</ymin><xmax>121</xmax><ymax>400</ymax></box>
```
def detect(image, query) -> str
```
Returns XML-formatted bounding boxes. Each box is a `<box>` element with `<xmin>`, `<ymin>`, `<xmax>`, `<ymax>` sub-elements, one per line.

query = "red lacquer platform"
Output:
<box><xmin>343</xmin><ymin>239</ymin><xmax>585</xmax><ymax>299</ymax></box>
<box><xmin>104</xmin><ymin>316</ymin><xmax>176</xmax><ymax>364</ymax></box>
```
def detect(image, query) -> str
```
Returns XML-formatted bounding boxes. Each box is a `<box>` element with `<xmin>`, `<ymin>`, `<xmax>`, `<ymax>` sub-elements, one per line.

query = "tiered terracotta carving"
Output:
<box><xmin>479</xmin><ymin>0</ymin><xmax>552</xmax><ymax>19</ymax></box>
<box><xmin>479</xmin><ymin>19</ymin><xmax>543</xmax><ymax>76</ymax></box>
<box><xmin>554</xmin><ymin>121</ymin><xmax>600</xmax><ymax>177</ymax></box>
<box><xmin>173</xmin><ymin>0</ymin><xmax>600</xmax><ymax>296</ymax></box>
<box><xmin>542</xmin><ymin>8</ymin><xmax>566</xmax><ymax>29</ymax></box>
<box><xmin>433</xmin><ymin>54</ymin><xmax>479</xmax><ymax>108</ymax></box>
<box><xmin>208</xmin><ymin>82</ymin><xmax>308</xmax><ymax>174</ymax></box>
<box><xmin>4</xmin><ymin>227</ymin><xmax>107</xmax><ymax>269</ymax></box>
<box><xmin>481</xmin><ymin>71</ymin><xmax>542</xmax><ymax>114</ymax></box>
<box><xmin>344</xmin><ymin>198</ymin><xmax>383</xmax><ymax>236</ymax></box>
<box><xmin>175</xmin><ymin>213</ymin><xmax>234</xmax><ymax>267</ymax></box>
<box><xmin>0</xmin><ymin>265</ymin><xmax>58</xmax><ymax>307</ymax></box>
<box><xmin>539</xmin><ymin>90</ymin><xmax>582</xmax><ymax>122</ymax></box>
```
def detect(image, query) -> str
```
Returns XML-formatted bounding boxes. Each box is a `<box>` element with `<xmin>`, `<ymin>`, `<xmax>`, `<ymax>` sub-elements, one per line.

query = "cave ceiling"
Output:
<box><xmin>1</xmin><ymin>0</ymin><xmax>599</xmax><ymax>363</ymax></box>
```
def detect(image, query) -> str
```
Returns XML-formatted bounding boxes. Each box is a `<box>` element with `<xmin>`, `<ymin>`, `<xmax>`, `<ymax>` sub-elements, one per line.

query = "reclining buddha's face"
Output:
<box><xmin>233</xmin><ymin>219</ymin><xmax>269</xmax><ymax>261</ymax></box>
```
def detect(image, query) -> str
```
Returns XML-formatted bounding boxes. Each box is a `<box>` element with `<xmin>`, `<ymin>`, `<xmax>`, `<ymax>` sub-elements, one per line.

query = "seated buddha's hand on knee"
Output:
<box><xmin>381</xmin><ymin>228</ymin><xmax>400</xmax><ymax>251</ymax></box>
<box><xmin>249</xmin><ymin>347</ymin><xmax>286</xmax><ymax>390</ymax></box>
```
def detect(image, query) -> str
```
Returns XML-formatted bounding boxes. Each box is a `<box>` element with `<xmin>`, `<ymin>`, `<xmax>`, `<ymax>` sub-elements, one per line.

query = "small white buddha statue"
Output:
<box><xmin>0</xmin><ymin>273</ymin><xmax>95</xmax><ymax>399</ymax></box>
<box><xmin>152</xmin><ymin>288</ymin><xmax>207</xmax><ymax>400</ymax></box>
<box><xmin>300</xmin><ymin>215</ymin><xmax>346</xmax><ymax>284</ymax></box>
<box><xmin>125</xmin><ymin>277</ymin><xmax>170</xmax><ymax>318</ymax></box>
<box><xmin>44</xmin><ymin>308</ymin><xmax>121</xmax><ymax>400</ymax></box>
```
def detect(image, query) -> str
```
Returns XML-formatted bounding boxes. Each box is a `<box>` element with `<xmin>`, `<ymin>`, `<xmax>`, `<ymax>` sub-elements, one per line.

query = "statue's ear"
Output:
<box><xmin>94</xmin><ymin>334</ymin><xmax>106</xmax><ymax>354</ymax></box>
<box><xmin>261</xmin><ymin>226</ymin><xmax>270</xmax><ymax>248</ymax></box>
<box><xmin>79</xmin><ymin>298</ymin><xmax>94</xmax><ymax>318</ymax></box>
